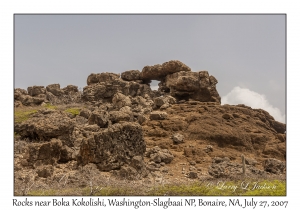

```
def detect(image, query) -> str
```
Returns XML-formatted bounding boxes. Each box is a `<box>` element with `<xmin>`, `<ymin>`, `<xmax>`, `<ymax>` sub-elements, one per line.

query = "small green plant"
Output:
<box><xmin>14</xmin><ymin>109</ymin><xmax>37</xmax><ymax>123</ymax></box>
<box><xmin>64</xmin><ymin>108</ymin><xmax>81</xmax><ymax>116</ymax></box>
<box><xmin>42</xmin><ymin>103</ymin><xmax>57</xmax><ymax>109</ymax></box>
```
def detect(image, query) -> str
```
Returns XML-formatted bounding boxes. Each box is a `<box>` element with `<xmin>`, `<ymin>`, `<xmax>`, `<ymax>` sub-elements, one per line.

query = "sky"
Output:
<box><xmin>14</xmin><ymin>14</ymin><xmax>286</xmax><ymax>122</ymax></box>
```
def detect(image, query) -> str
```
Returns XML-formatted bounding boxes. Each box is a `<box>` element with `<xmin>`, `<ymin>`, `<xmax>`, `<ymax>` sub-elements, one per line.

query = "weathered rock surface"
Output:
<box><xmin>145</xmin><ymin>146</ymin><xmax>174</xmax><ymax>164</ymax></box>
<box><xmin>164</xmin><ymin>70</ymin><xmax>221</xmax><ymax>103</ymax></box>
<box><xmin>150</xmin><ymin>111</ymin><xmax>168</xmax><ymax>120</ymax></box>
<box><xmin>264</xmin><ymin>158</ymin><xmax>285</xmax><ymax>174</ymax></box>
<box><xmin>15</xmin><ymin>110</ymin><xmax>75</xmax><ymax>143</ymax></box>
<box><xmin>121</xmin><ymin>70</ymin><xmax>141</xmax><ymax>81</ymax></box>
<box><xmin>172</xmin><ymin>133</ymin><xmax>184</xmax><ymax>144</ymax></box>
<box><xmin>78</xmin><ymin>122</ymin><xmax>146</xmax><ymax>171</ymax></box>
<box><xmin>140</xmin><ymin>60</ymin><xmax>191</xmax><ymax>81</ymax></box>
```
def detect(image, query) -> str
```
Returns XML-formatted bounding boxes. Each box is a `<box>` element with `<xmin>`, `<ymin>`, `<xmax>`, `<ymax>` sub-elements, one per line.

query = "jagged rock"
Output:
<box><xmin>25</xmin><ymin>139</ymin><xmax>63</xmax><ymax>166</ymax></box>
<box><xmin>140</xmin><ymin>60</ymin><xmax>191</xmax><ymax>81</ymax></box>
<box><xmin>19</xmin><ymin>95</ymin><xmax>45</xmax><ymax>106</ymax></box>
<box><xmin>109</xmin><ymin>110</ymin><xmax>133</xmax><ymax>123</ymax></box>
<box><xmin>204</xmin><ymin>145</ymin><xmax>213</xmax><ymax>153</ymax></box>
<box><xmin>77</xmin><ymin>122</ymin><xmax>146</xmax><ymax>171</ymax></box>
<box><xmin>150</xmin><ymin>111</ymin><xmax>168</xmax><ymax>120</ymax></box>
<box><xmin>83</xmin><ymin>78</ymin><xmax>153</xmax><ymax>102</ymax></box>
<box><xmin>172</xmin><ymin>133</ymin><xmax>184</xmax><ymax>144</ymax></box>
<box><xmin>88</xmin><ymin>110</ymin><xmax>110</xmax><ymax>128</ymax></box>
<box><xmin>46</xmin><ymin>84</ymin><xmax>64</xmax><ymax>96</ymax></box>
<box><xmin>62</xmin><ymin>85</ymin><xmax>79</xmax><ymax>94</ymax></box>
<box><xmin>121</xmin><ymin>70</ymin><xmax>141</xmax><ymax>81</ymax></box>
<box><xmin>59</xmin><ymin>145</ymin><xmax>74</xmax><ymax>163</ymax></box>
<box><xmin>153</xmin><ymin>95</ymin><xmax>176</xmax><ymax>109</ymax></box>
<box><xmin>208</xmin><ymin>157</ymin><xmax>267</xmax><ymax>178</ymax></box>
<box><xmin>164</xmin><ymin>71</ymin><xmax>221</xmax><ymax>103</ymax></box>
<box><xmin>87</xmin><ymin>72</ymin><xmax>120</xmax><ymax>85</ymax></box>
<box><xmin>146</xmin><ymin>146</ymin><xmax>174</xmax><ymax>164</ymax></box>
<box><xmin>112</xmin><ymin>92</ymin><xmax>131</xmax><ymax>109</ymax></box>
<box><xmin>264</xmin><ymin>158</ymin><xmax>285</xmax><ymax>174</ymax></box>
<box><xmin>16</xmin><ymin>111</ymin><xmax>75</xmax><ymax>142</ymax></box>
<box><xmin>79</xmin><ymin>108</ymin><xmax>92</xmax><ymax>119</ymax></box>
<box><xmin>27</xmin><ymin>86</ymin><xmax>46</xmax><ymax>96</ymax></box>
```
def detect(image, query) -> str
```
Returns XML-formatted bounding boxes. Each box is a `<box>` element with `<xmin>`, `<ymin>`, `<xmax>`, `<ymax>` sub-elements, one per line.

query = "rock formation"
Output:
<box><xmin>14</xmin><ymin>60</ymin><xmax>286</xmax><ymax>195</ymax></box>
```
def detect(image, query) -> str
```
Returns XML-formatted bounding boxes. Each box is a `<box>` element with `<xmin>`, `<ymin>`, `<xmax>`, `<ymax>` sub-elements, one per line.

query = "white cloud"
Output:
<box><xmin>222</xmin><ymin>86</ymin><xmax>285</xmax><ymax>123</ymax></box>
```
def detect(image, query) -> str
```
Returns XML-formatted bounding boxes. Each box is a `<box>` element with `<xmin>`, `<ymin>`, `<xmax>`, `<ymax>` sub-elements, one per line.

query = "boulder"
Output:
<box><xmin>87</xmin><ymin>72</ymin><xmax>120</xmax><ymax>85</ymax></box>
<box><xmin>25</xmin><ymin>139</ymin><xmax>63</xmax><ymax>166</ymax></box>
<box><xmin>62</xmin><ymin>85</ymin><xmax>79</xmax><ymax>94</ymax></box>
<box><xmin>164</xmin><ymin>71</ymin><xmax>221</xmax><ymax>103</ymax></box>
<box><xmin>88</xmin><ymin>110</ymin><xmax>110</xmax><ymax>128</ymax></box>
<box><xmin>112</xmin><ymin>92</ymin><xmax>131</xmax><ymax>109</ymax></box>
<box><xmin>172</xmin><ymin>133</ymin><xmax>184</xmax><ymax>144</ymax></box>
<box><xmin>78</xmin><ymin>122</ymin><xmax>146</xmax><ymax>171</ymax></box>
<box><xmin>46</xmin><ymin>84</ymin><xmax>64</xmax><ymax>96</ymax></box>
<box><xmin>140</xmin><ymin>60</ymin><xmax>191</xmax><ymax>81</ymax></box>
<box><xmin>27</xmin><ymin>86</ymin><xmax>46</xmax><ymax>96</ymax></box>
<box><xmin>150</xmin><ymin>111</ymin><xmax>168</xmax><ymax>120</ymax></box>
<box><xmin>121</xmin><ymin>70</ymin><xmax>141</xmax><ymax>81</ymax></box>
<box><xmin>145</xmin><ymin>146</ymin><xmax>174</xmax><ymax>164</ymax></box>
<box><xmin>16</xmin><ymin>110</ymin><xmax>75</xmax><ymax>142</ymax></box>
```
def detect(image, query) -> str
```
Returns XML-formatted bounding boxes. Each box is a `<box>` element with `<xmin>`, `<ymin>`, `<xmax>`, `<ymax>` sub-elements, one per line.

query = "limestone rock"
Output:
<box><xmin>62</xmin><ymin>85</ymin><xmax>79</xmax><ymax>94</ymax></box>
<box><xmin>88</xmin><ymin>110</ymin><xmax>110</xmax><ymax>128</ymax></box>
<box><xmin>150</xmin><ymin>111</ymin><xmax>168</xmax><ymax>120</ymax></box>
<box><xmin>79</xmin><ymin>108</ymin><xmax>92</xmax><ymax>119</ymax></box>
<box><xmin>264</xmin><ymin>158</ymin><xmax>285</xmax><ymax>174</ymax></box>
<box><xmin>112</xmin><ymin>92</ymin><xmax>131</xmax><ymax>109</ymax></box>
<box><xmin>172</xmin><ymin>133</ymin><xmax>184</xmax><ymax>144</ymax></box>
<box><xmin>16</xmin><ymin>111</ymin><xmax>75</xmax><ymax>142</ymax></box>
<box><xmin>87</xmin><ymin>72</ymin><xmax>120</xmax><ymax>85</ymax></box>
<box><xmin>25</xmin><ymin>139</ymin><xmax>63</xmax><ymax>166</ymax></box>
<box><xmin>27</xmin><ymin>86</ymin><xmax>46</xmax><ymax>96</ymax></box>
<box><xmin>146</xmin><ymin>146</ymin><xmax>174</xmax><ymax>164</ymax></box>
<box><xmin>77</xmin><ymin>122</ymin><xmax>146</xmax><ymax>171</ymax></box>
<box><xmin>121</xmin><ymin>70</ymin><xmax>141</xmax><ymax>81</ymax></box>
<box><xmin>141</xmin><ymin>60</ymin><xmax>191</xmax><ymax>81</ymax></box>
<box><xmin>46</xmin><ymin>84</ymin><xmax>64</xmax><ymax>96</ymax></box>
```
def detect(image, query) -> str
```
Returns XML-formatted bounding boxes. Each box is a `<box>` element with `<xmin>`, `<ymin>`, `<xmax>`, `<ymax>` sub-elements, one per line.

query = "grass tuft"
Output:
<box><xmin>14</xmin><ymin>109</ymin><xmax>37</xmax><ymax>123</ymax></box>
<box><xmin>64</xmin><ymin>108</ymin><xmax>81</xmax><ymax>116</ymax></box>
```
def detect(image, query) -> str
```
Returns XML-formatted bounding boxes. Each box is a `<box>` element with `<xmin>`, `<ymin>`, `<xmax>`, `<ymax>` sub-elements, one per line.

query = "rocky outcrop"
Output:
<box><xmin>121</xmin><ymin>70</ymin><xmax>141</xmax><ymax>81</ymax></box>
<box><xmin>15</xmin><ymin>110</ymin><xmax>75</xmax><ymax>143</ymax></box>
<box><xmin>78</xmin><ymin>122</ymin><xmax>146</xmax><ymax>171</ymax></box>
<box><xmin>163</xmin><ymin>70</ymin><xmax>221</xmax><ymax>103</ymax></box>
<box><xmin>140</xmin><ymin>60</ymin><xmax>191</xmax><ymax>81</ymax></box>
<box><xmin>27</xmin><ymin>86</ymin><xmax>46</xmax><ymax>96</ymax></box>
<box><xmin>14</xmin><ymin>60</ymin><xmax>286</xmax><ymax>192</ymax></box>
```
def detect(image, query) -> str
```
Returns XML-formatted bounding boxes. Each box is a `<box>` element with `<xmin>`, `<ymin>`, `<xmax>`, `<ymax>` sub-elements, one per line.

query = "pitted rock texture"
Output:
<box><xmin>78</xmin><ymin>122</ymin><xmax>146</xmax><ymax>171</ymax></box>
<box><xmin>140</xmin><ymin>60</ymin><xmax>191</xmax><ymax>81</ymax></box>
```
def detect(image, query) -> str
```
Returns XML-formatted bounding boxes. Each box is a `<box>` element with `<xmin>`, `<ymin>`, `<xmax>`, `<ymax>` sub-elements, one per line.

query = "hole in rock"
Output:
<box><xmin>150</xmin><ymin>80</ymin><xmax>159</xmax><ymax>91</ymax></box>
